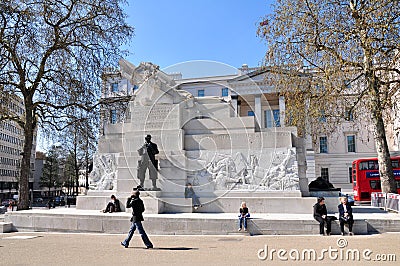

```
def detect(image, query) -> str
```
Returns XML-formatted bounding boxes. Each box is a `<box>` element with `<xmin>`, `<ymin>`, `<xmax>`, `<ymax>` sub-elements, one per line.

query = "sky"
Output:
<box><xmin>122</xmin><ymin>0</ymin><xmax>274</xmax><ymax>78</ymax></box>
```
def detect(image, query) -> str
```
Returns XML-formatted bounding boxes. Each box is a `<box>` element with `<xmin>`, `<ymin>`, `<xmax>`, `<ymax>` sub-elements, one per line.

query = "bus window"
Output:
<box><xmin>397</xmin><ymin>181</ymin><xmax>400</xmax><ymax>189</ymax></box>
<box><xmin>392</xmin><ymin>160</ymin><xmax>399</xmax><ymax>168</ymax></box>
<box><xmin>368</xmin><ymin>161</ymin><xmax>378</xmax><ymax>170</ymax></box>
<box><xmin>370</xmin><ymin>180</ymin><xmax>381</xmax><ymax>190</ymax></box>
<box><xmin>359</xmin><ymin>162</ymin><xmax>368</xmax><ymax>170</ymax></box>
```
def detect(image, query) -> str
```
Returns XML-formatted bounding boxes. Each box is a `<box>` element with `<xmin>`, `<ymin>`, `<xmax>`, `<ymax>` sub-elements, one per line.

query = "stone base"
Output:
<box><xmin>0</xmin><ymin>222</ymin><xmax>14</xmax><ymax>233</ymax></box>
<box><xmin>77</xmin><ymin>192</ymin><xmax>163</xmax><ymax>213</ymax></box>
<box><xmin>78</xmin><ymin>191</ymin><xmax>317</xmax><ymax>214</ymax></box>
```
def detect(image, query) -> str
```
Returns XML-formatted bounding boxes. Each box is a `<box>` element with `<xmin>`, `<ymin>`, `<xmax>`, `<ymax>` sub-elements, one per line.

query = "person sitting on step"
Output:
<box><xmin>313</xmin><ymin>197</ymin><xmax>332</xmax><ymax>236</ymax></box>
<box><xmin>102</xmin><ymin>194</ymin><xmax>121</xmax><ymax>213</ymax></box>
<box><xmin>238</xmin><ymin>202</ymin><xmax>250</xmax><ymax>231</ymax></box>
<box><xmin>338</xmin><ymin>196</ymin><xmax>354</xmax><ymax>236</ymax></box>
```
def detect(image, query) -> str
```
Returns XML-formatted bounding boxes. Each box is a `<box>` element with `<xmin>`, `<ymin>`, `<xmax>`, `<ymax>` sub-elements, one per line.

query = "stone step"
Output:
<box><xmin>77</xmin><ymin>194</ymin><xmax>317</xmax><ymax>214</ymax></box>
<box><xmin>248</xmin><ymin>219</ymin><xmax>368</xmax><ymax>235</ymax></box>
<box><xmin>4</xmin><ymin>210</ymin><xmax>377</xmax><ymax>235</ymax></box>
<box><xmin>0</xmin><ymin>222</ymin><xmax>14</xmax><ymax>233</ymax></box>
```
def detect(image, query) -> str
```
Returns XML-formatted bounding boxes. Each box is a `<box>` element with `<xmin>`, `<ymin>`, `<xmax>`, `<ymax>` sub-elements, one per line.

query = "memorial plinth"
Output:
<box><xmin>78</xmin><ymin>61</ymin><xmax>310</xmax><ymax>213</ymax></box>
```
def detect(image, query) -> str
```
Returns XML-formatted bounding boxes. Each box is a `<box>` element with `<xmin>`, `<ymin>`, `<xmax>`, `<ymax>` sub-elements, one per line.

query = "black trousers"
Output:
<box><xmin>105</xmin><ymin>202</ymin><xmax>116</xmax><ymax>213</ymax></box>
<box><xmin>339</xmin><ymin>217</ymin><xmax>354</xmax><ymax>233</ymax></box>
<box><xmin>315</xmin><ymin>216</ymin><xmax>332</xmax><ymax>234</ymax></box>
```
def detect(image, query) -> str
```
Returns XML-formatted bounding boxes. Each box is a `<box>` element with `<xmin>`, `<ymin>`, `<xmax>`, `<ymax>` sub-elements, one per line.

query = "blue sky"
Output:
<box><xmin>122</xmin><ymin>0</ymin><xmax>273</xmax><ymax>78</ymax></box>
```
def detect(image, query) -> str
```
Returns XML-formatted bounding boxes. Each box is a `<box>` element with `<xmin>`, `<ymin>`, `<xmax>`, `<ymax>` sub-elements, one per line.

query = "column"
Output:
<box><xmin>279</xmin><ymin>96</ymin><xmax>286</xmax><ymax>127</ymax></box>
<box><xmin>254</xmin><ymin>94</ymin><xmax>262</xmax><ymax>129</ymax></box>
<box><xmin>231</xmin><ymin>95</ymin><xmax>238</xmax><ymax>117</ymax></box>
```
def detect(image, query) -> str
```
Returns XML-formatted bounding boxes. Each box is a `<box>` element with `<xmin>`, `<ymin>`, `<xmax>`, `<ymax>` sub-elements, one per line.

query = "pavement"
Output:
<box><xmin>1</xmin><ymin>231</ymin><xmax>399</xmax><ymax>265</ymax></box>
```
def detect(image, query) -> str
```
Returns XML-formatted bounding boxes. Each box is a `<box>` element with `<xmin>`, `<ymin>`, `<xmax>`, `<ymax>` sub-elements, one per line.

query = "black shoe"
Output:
<box><xmin>121</xmin><ymin>242</ymin><xmax>128</xmax><ymax>248</ymax></box>
<box><xmin>146</xmin><ymin>245</ymin><xmax>153</xmax><ymax>249</ymax></box>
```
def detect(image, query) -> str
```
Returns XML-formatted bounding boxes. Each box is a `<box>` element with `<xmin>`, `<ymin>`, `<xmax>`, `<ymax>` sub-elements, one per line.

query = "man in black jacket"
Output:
<box><xmin>313</xmin><ymin>197</ymin><xmax>331</xmax><ymax>236</ymax></box>
<box><xmin>121</xmin><ymin>189</ymin><xmax>153</xmax><ymax>248</ymax></box>
<box><xmin>137</xmin><ymin>134</ymin><xmax>160</xmax><ymax>190</ymax></box>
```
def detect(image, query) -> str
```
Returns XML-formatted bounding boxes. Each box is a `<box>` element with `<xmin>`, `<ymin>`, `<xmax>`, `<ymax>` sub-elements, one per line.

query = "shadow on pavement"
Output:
<box><xmin>352</xmin><ymin>206</ymin><xmax>387</xmax><ymax>213</ymax></box>
<box><xmin>131</xmin><ymin>247</ymin><xmax>198</xmax><ymax>251</ymax></box>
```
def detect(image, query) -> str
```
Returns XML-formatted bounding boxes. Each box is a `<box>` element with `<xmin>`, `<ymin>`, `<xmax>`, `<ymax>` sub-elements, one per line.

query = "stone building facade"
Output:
<box><xmin>0</xmin><ymin>95</ymin><xmax>36</xmax><ymax>201</ymax></box>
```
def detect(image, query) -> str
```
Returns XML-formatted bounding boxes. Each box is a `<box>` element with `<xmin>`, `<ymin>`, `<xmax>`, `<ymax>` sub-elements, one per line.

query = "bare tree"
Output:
<box><xmin>0</xmin><ymin>0</ymin><xmax>134</xmax><ymax>209</ymax></box>
<box><xmin>40</xmin><ymin>148</ymin><xmax>61</xmax><ymax>197</ymax></box>
<box><xmin>58</xmin><ymin>110</ymin><xmax>98</xmax><ymax>195</ymax></box>
<box><xmin>258</xmin><ymin>0</ymin><xmax>399</xmax><ymax>193</ymax></box>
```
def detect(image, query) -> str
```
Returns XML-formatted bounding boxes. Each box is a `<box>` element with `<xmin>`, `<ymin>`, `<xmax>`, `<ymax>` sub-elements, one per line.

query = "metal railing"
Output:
<box><xmin>371</xmin><ymin>192</ymin><xmax>387</xmax><ymax>209</ymax></box>
<box><xmin>387</xmin><ymin>193</ymin><xmax>400</xmax><ymax>212</ymax></box>
<box><xmin>371</xmin><ymin>192</ymin><xmax>400</xmax><ymax>213</ymax></box>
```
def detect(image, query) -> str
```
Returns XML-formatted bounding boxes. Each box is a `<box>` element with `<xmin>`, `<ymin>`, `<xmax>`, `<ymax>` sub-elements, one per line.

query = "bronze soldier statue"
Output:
<box><xmin>137</xmin><ymin>134</ymin><xmax>160</xmax><ymax>190</ymax></box>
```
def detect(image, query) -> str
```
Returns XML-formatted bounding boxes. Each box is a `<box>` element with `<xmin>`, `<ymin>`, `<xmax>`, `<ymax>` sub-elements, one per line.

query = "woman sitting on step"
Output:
<box><xmin>238</xmin><ymin>202</ymin><xmax>250</xmax><ymax>231</ymax></box>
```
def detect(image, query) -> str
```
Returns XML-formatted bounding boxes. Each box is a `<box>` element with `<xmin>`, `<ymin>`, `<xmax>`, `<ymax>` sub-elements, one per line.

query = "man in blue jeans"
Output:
<box><xmin>121</xmin><ymin>189</ymin><xmax>153</xmax><ymax>249</ymax></box>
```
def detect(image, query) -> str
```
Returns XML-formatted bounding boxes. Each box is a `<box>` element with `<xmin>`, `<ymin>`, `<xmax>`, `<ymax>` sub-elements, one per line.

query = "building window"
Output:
<box><xmin>343</xmin><ymin>79</ymin><xmax>352</xmax><ymax>89</ymax></box>
<box><xmin>265</xmin><ymin>109</ymin><xmax>280</xmax><ymax>128</ymax></box>
<box><xmin>248</xmin><ymin>111</ymin><xmax>255</xmax><ymax>116</ymax></box>
<box><xmin>110</xmin><ymin>110</ymin><xmax>117</xmax><ymax>124</ymax></box>
<box><xmin>321</xmin><ymin>168</ymin><xmax>329</xmax><ymax>182</ymax></box>
<box><xmin>348</xmin><ymin>167</ymin><xmax>352</xmax><ymax>183</ymax></box>
<box><xmin>347</xmin><ymin>135</ymin><xmax>356</xmax><ymax>152</ymax></box>
<box><xmin>273</xmin><ymin>109</ymin><xmax>280</xmax><ymax>127</ymax></box>
<box><xmin>197</xmin><ymin>90</ymin><xmax>205</xmax><ymax>97</ymax></box>
<box><xmin>221</xmin><ymin>88</ymin><xmax>229</xmax><ymax>97</ymax></box>
<box><xmin>111</xmin><ymin>83</ymin><xmax>119</xmax><ymax>92</ymax></box>
<box><xmin>345</xmin><ymin>108</ymin><xmax>354</xmax><ymax>121</ymax></box>
<box><xmin>319</xmin><ymin>136</ymin><xmax>328</xmax><ymax>153</ymax></box>
<box><xmin>319</xmin><ymin>110</ymin><xmax>326</xmax><ymax>122</ymax></box>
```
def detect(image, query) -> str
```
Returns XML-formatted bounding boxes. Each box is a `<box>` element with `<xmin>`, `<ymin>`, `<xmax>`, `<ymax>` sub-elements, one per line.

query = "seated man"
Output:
<box><xmin>313</xmin><ymin>197</ymin><xmax>332</xmax><ymax>236</ymax></box>
<box><xmin>103</xmin><ymin>195</ymin><xmax>121</xmax><ymax>213</ymax></box>
<box><xmin>338</xmin><ymin>196</ymin><xmax>354</xmax><ymax>236</ymax></box>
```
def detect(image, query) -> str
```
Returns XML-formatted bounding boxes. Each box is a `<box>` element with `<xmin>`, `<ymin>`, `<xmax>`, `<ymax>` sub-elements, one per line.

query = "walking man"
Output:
<box><xmin>121</xmin><ymin>189</ymin><xmax>153</xmax><ymax>249</ymax></box>
<box><xmin>137</xmin><ymin>134</ymin><xmax>160</xmax><ymax>190</ymax></box>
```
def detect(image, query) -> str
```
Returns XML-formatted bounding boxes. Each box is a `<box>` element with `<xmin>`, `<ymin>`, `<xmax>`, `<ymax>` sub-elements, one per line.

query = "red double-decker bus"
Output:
<box><xmin>352</xmin><ymin>156</ymin><xmax>400</xmax><ymax>201</ymax></box>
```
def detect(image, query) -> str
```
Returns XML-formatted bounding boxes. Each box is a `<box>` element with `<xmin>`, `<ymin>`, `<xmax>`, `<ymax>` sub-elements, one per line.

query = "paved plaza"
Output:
<box><xmin>1</xmin><ymin>231</ymin><xmax>399</xmax><ymax>265</ymax></box>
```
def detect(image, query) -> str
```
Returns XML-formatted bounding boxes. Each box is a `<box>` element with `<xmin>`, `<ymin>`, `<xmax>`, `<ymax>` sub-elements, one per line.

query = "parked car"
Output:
<box><xmin>66</xmin><ymin>195</ymin><xmax>77</xmax><ymax>206</ymax></box>
<box><xmin>34</xmin><ymin>198</ymin><xmax>44</xmax><ymax>203</ymax></box>
<box><xmin>1</xmin><ymin>199</ymin><xmax>16</xmax><ymax>207</ymax></box>
<box><xmin>54</xmin><ymin>196</ymin><xmax>65</xmax><ymax>206</ymax></box>
<box><xmin>339</xmin><ymin>192</ymin><xmax>355</xmax><ymax>206</ymax></box>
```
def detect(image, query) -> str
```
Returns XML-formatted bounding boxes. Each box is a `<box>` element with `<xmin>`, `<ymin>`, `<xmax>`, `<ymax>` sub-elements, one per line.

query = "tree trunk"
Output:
<box><xmin>372</xmin><ymin>113</ymin><xmax>397</xmax><ymax>193</ymax></box>
<box><xmin>368</xmin><ymin>74</ymin><xmax>397</xmax><ymax>193</ymax></box>
<box><xmin>85</xmin><ymin>135</ymin><xmax>90</xmax><ymax>191</ymax></box>
<box><xmin>18</xmin><ymin>100</ymin><xmax>35</xmax><ymax>210</ymax></box>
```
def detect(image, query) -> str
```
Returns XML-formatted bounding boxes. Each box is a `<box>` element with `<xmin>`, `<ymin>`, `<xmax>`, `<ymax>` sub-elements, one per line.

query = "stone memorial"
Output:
<box><xmin>77</xmin><ymin>61</ymin><xmax>315</xmax><ymax>213</ymax></box>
